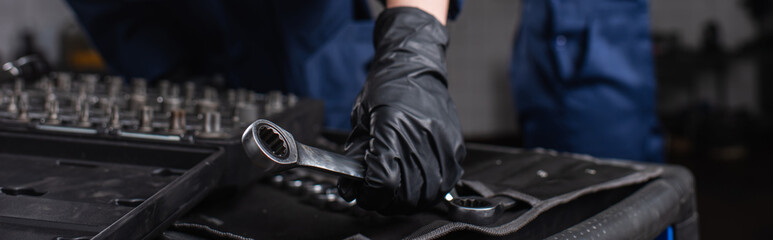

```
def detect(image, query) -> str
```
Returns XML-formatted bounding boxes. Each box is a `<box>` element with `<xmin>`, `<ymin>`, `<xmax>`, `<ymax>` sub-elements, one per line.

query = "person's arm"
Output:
<box><xmin>386</xmin><ymin>0</ymin><xmax>449</xmax><ymax>25</ymax></box>
<box><xmin>338</xmin><ymin>2</ymin><xmax>465</xmax><ymax>214</ymax></box>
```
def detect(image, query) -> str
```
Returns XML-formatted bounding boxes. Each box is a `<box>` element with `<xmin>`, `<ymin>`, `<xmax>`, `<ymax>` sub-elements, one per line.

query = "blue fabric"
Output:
<box><xmin>511</xmin><ymin>0</ymin><xmax>663</xmax><ymax>162</ymax></box>
<box><xmin>270</xmin><ymin>1</ymin><xmax>374</xmax><ymax>130</ymax></box>
<box><xmin>654</xmin><ymin>226</ymin><xmax>674</xmax><ymax>240</ymax></box>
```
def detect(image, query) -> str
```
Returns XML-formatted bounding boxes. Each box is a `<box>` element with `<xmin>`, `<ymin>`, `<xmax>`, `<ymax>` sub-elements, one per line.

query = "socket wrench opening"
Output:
<box><xmin>258</xmin><ymin>125</ymin><xmax>289</xmax><ymax>158</ymax></box>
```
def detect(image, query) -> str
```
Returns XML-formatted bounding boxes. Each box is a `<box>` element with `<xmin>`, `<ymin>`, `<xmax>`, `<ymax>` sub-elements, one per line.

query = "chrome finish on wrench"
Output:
<box><xmin>242</xmin><ymin>119</ymin><xmax>364</xmax><ymax>179</ymax></box>
<box><xmin>446</xmin><ymin>193</ymin><xmax>518</xmax><ymax>225</ymax></box>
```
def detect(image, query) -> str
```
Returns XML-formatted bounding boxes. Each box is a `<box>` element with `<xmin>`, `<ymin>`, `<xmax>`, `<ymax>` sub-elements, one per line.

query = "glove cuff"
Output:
<box><xmin>372</xmin><ymin>7</ymin><xmax>450</xmax><ymax>86</ymax></box>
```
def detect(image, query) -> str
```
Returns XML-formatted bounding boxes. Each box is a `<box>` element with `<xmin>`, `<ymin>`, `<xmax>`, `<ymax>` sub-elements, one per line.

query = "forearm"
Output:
<box><xmin>385</xmin><ymin>0</ymin><xmax>449</xmax><ymax>25</ymax></box>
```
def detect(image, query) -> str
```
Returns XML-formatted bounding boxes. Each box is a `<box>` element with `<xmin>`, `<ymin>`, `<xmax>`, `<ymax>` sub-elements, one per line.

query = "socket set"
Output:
<box><xmin>0</xmin><ymin>72</ymin><xmax>326</xmax><ymax>239</ymax></box>
<box><xmin>0</xmin><ymin>72</ymin><xmax>305</xmax><ymax>143</ymax></box>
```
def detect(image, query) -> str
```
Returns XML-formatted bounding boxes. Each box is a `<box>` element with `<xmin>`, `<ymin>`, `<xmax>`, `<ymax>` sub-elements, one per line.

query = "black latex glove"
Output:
<box><xmin>337</xmin><ymin>7</ymin><xmax>466</xmax><ymax>215</ymax></box>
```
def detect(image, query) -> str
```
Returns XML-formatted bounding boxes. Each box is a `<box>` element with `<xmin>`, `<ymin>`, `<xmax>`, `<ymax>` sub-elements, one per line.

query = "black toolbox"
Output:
<box><xmin>0</xmin><ymin>130</ymin><xmax>224</xmax><ymax>239</ymax></box>
<box><xmin>0</xmin><ymin>99</ymin><xmax>324</xmax><ymax>239</ymax></box>
<box><xmin>0</xmin><ymin>72</ymin><xmax>326</xmax><ymax>239</ymax></box>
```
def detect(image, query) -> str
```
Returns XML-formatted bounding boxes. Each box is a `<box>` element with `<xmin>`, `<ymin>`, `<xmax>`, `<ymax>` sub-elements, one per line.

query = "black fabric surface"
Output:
<box><xmin>172</xmin><ymin>144</ymin><xmax>667</xmax><ymax>239</ymax></box>
<box><xmin>460</xmin><ymin>147</ymin><xmax>639</xmax><ymax>200</ymax></box>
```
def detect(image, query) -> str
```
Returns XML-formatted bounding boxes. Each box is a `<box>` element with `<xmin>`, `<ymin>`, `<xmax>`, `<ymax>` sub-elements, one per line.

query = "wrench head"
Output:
<box><xmin>447</xmin><ymin>196</ymin><xmax>503</xmax><ymax>225</ymax></box>
<box><xmin>242</xmin><ymin>119</ymin><xmax>299</xmax><ymax>173</ymax></box>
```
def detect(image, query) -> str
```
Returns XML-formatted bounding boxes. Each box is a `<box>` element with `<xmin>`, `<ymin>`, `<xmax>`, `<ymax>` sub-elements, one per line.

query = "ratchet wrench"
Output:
<box><xmin>242</xmin><ymin>119</ymin><xmax>516</xmax><ymax>225</ymax></box>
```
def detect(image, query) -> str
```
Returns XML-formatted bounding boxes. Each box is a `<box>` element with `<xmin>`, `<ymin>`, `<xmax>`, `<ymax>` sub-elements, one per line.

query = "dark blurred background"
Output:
<box><xmin>0</xmin><ymin>0</ymin><xmax>771</xmax><ymax>239</ymax></box>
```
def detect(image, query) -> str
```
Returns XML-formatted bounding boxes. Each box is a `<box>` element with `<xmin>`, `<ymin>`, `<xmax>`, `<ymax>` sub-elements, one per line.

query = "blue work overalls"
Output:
<box><xmin>511</xmin><ymin>0</ymin><xmax>663</xmax><ymax>162</ymax></box>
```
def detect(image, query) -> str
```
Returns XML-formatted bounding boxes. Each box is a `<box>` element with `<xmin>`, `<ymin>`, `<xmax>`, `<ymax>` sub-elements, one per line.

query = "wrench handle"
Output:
<box><xmin>296</xmin><ymin>144</ymin><xmax>365</xmax><ymax>179</ymax></box>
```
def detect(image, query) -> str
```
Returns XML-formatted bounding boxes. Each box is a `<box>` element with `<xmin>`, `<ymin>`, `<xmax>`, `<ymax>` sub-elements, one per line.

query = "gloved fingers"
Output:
<box><xmin>344</xmin><ymin>96</ymin><xmax>370</xmax><ymax>159</ymax></box>
<box><xmin>337</xmin><ymin>152</ymin><xmax>399</xmax><ymax>212</ymax></box>
<box><xmin>361</xmin><ymin>106</ymin><xmax>407</xmax><ymax>190</ymax></box>
<box><xmin>354</xmin><ymin>149</ymin><xmax>402</xmax><ymax>213</ymax></box>
<box><xmin>350</xmin><ymin>106</ymin><xmax>427</xmax><ymax>213</ymax></box>
<box><xmin>374</xmin><ymin>105</ymin><xmax>467</xmax><ymax>212</ymax></box>
<box><xmin>344</xmin><ymin>104</ymin><xmax>463</xmax><ymax>215</ymax></box>
<box><xmin>342</xmin><ymin>103</ymin><xmax>401</xmax><ymax>211</ymax></box>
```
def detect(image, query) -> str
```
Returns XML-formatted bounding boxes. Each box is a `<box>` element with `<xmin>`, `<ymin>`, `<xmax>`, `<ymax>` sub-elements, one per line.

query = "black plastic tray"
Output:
<box><xmin>0</xmin><ymin>130</ymin><xmax>224</xmax><ymax>239</ymax></box>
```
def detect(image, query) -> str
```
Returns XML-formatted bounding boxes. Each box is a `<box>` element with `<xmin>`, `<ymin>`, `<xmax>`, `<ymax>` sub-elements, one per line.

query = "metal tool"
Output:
<box><xmin>76</xmin><ymin>101</ymin><xmax>91</xmax><ymax>127</ymax></box>
<box><xmin>168</xmin><ymin>109</ymin><xmax>186</xmax><ymax>134</ymax></box>
<box><xmin>240</xmin><ymin>103</ymin><xmax>258</xmax><ymax>123</ymax></box>
<box><xmin>106</xmin><ymin>76</ymin><xmax>122</xmax><ymax>99</ymax></box>
<box><xmin>131</xmin><ymin>78</ymin><xmax>147</xmax><ymax>96</ymax></box>
<box><xmin>6</xmin><ymin>93</ymin><xmax>18</xmax><ymax>115</ymax></box>
<box><xmin>82</xmin><ymin>74</ymin><xmax>99</xmax><ymax>95</ymax></box>
<box><xmin>265</xmin><ymin>91</ymin><xmax>284</xmax><ymax>115</ymax></box>
<box><xmin>242</xmin><ymin>119</ymin><xmax>517</xmax><ymax>224</ymax></box>
<box><xmin>138</xmin><ymin>106</ymin><xmax>154</xmax><ymax>132</ymax></box>
<box><xmin>129</xmin><ymin>78</ymin><xmax>147</xmax><ymax>112</ymax></box>
<box><xmin>15</xmin><ymin>93</ymin><xmax>29</xmax><ymax>122</ymax></box>
<box><xmin>242</xmin><ymin>119</ymin><xmax>364</xmax><ymax>179</ymax></box>
<box><xmin>13</xmin><ymin>79</ymin><xmax>23</xmax><ymax>95</ymax></box>
<box><xmin>197</xmin><ymin>111</ymin><xmax>226</xmax><ymax>138</ymax></box>
<box><xmin>1</xmin><ymin>55</ymin><xmax>48</xmax><ymax>82</ymax></box>
<box><xmin>445</xmin><ymin>193</ymin><xmax>517</xmax><ymax>225</ymax></box>
<box><xmin>108</xmin><ymin>104</ymin><xmax>121</xmax><ymax>129</ymax></box>
<box><xmin>162</xmin><ymin>97</ymin><xmax>182</xmax><ymax>112</ymax></box>
<box><xmin>184</xmin><ymin>81</ymin><xmax>195</xmax><ymax>108</ymax></box>
<box><xmin>45</xmin><ymin>99</ymin><xmax>61</xmax><ymax>125</ymax></box>
<box><xmin>55</xmin><ymin>72</ymin><xmax>72</xmax><ymax>92</ymax></box>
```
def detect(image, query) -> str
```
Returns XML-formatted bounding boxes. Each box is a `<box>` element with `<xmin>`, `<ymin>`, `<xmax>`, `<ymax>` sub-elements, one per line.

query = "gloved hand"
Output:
<box><xmin>337</xmin><ymin>7</ymin><xmax>466</xmax><ymax>215</ymax></box>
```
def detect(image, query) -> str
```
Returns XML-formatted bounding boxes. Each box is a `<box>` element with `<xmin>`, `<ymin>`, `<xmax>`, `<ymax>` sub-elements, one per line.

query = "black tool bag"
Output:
<box><xmin>398</xmin><ymin>144</ymin><xmax>698</xmax><ymax>239</ymax></box>
<box><xmin>169</xmin><ymin>143</ymin><xmax>698</xmax><ymax>240</ymax></box>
